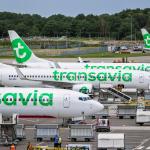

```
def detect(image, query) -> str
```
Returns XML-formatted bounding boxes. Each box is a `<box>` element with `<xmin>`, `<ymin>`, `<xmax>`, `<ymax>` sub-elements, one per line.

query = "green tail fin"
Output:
<box><xmin>8</xmin><ymin>30</ymin><xmax>37</xmax><ymax>63</ymax></box>
<box><xmin>141</xmin><ymin>28</ymin><xmax>150</xmax><ymax>49</ymax></box>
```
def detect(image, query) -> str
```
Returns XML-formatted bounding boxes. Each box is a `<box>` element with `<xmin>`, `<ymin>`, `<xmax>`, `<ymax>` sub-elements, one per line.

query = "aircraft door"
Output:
<box><xmin>63</xmin><ymin>95</ymin><xmax>70</xmax><ymax>108</ymax></box>
<box><xmin>139</xmin><ymin>74</ymin><xmax>144</xmax><ymax>83</ymax></box>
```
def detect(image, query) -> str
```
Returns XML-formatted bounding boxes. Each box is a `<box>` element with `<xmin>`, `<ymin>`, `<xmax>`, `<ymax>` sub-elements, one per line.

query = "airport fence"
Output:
<box><xmin>0</xmin><ymin>46</ymin><xmax>108</xmax><ymax>57</ymax></box>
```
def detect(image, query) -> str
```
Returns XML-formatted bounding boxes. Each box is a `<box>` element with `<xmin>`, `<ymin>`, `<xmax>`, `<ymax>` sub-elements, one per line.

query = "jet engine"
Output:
<box><xmin>72</xmin><ymin>84</ymin><xmax>94</xmax><ymax>97</ymax></box>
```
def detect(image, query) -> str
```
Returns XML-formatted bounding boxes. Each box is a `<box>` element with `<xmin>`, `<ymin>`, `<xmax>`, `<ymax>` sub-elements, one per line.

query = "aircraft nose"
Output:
<box><xmin>92</xmin><ymin>100</ymin><xmax>104</xmax><ymax>113</ymax></box>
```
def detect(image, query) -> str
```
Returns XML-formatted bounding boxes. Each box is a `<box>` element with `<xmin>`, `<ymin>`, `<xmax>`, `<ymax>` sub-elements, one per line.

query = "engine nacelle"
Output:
<box><xmin>72</xmin><ymin>84</ymin><xmax>94</xmax><ymax>96</ymax></box>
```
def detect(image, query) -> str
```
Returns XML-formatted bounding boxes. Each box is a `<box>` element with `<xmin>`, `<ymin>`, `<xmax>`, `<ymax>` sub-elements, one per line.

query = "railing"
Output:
<box><xmin>107</xmin><ymin>88</ymin><xmax>131</xmax><ymax>101</ymax></box>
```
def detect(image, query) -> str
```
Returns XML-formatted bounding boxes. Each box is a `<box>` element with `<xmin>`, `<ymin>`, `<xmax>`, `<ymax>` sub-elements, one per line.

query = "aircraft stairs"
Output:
<box><xmin>107</xmin><ymin>88</ymin><xmax>132</xmax><ymax>101</ymax></box>
<box><xmin>0</xmin><ymin>114</ymin><xmax>18</xmax><ymax>145</ymax></box>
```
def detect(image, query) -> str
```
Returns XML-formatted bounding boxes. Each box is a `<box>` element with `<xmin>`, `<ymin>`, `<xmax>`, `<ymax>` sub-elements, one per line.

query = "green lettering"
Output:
<box><xmin>107</xmin><ymin>66</ymin><xmax>114</xmax><ymax>69</ymax></box>
<box><xmin>97</xmin><ymin>72</ymin><xmax>107</xmax><ymax>81</ymax></box>
<box><xmin>19</xmin><ymin>93</ymin><xmax>32</xmax><ymax>106</ymax></box>
<box><xmin>88</xmin><ymin>72</ymin><xmax>96</xmax><ymax>81</ymax></box>
<box><xmin>97</xmin><ymin>66</ymin><xmax>105</xmax><ymax>69</ymax></box>
<box><xmin>115</xmin><ymin>66</ymin><xmax>122</xmax><ymax>69</ymax></box>
<box><xmin>33</xmin><ymin>90</ymin><xmax>38</xmax><ymax>106</ymax></box>
<box><xmin>108</xmin><ymin>72</ymin><xmax>117</xmax><ymax>81</ymax></box>
<box><xmin>3</xmin><ymin>93</ymin><xmax>17</xmax><ymax>106</ymax></box>
<box><xmin>60</xmin><ymin>72</ymin><xmax>67</xmax><ymax>80</ymax></box>
<box><xmin>145</xmin><ymin>66</ymin><xmax>150</xmax><ymax>71</ymax></box>
<box><xmin>84</xmin><ymin>64</ymin><xmax>90</xmax><ymax>69</ymax></box>
<box><xmin>122</xmin><ymin>73</ymin><xmax>132</xmax><ymax>82</ymax></box>
<box><xmin>39</xmin><ymin>93</ymin><xmax>53</xmax><ymax>106</ymax></box>
<box><xmin>78</xmin><ymin>72</ymin><xmax>87</xmax><ymax>81</ymax></box>
<box><xmin>91</xmin><ymin>66</ymin><xmax>97</xmax><ymax>69</ymax></box>
<box><xmin>66</xmin><ymin>72</ymin><xmax>76</xmax><ymax>81</ymax></box>
<box><xmin>53</xmin><ymin>70</ymin><xmax>59</xmax><ymax>81</ymax></box>
<box><xmin>123</xmin><ymin>66</ymin><xmax>132</xmax><ymax>70</ymax></box>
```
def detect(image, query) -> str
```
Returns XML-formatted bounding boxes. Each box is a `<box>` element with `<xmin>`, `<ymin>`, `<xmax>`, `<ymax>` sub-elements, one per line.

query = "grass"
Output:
<box><xmin>0</xmin><ymin>51</ymin><xmax>149</xmax><ymax>59</ymax></box>
<box><xmin>49</xmin><ymin>52</ymin><xmax>150</xmax><ymax>58</ymax></box>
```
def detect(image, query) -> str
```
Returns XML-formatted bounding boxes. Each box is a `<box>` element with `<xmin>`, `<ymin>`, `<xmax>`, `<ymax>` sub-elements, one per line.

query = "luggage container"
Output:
<box><xmin>69</xmin><ymin>124</ymin><xmax>94</xmax><ymax>142</ymax></box>
<box><xmin>15</xmin><ymin>124</ymin><xmax>26</xmax><ymax>141</ymax></box>
<box><xmin>95</xmin><ymin>119</ymin><xmax>110</xmax><ymax>132</ymax></box>
<box><xmin>117</xmin><ymin>105</ymin><xmax>136</xmax><ymax>119</ymax></box>
<box><xmin>94</xmin><ymin>106</ymin><xmax>109</xmax><ymax>119</ymax></box>
<box><xmin>98</xmin><ymin>133</ymin><xmax>125</xmax><ymax>150</ymax></box>
<box><xmin>66</xmin><ymin>144</ymin><xmax>92</xmax><ymax>150</ymax></box>
<box><xmin>136</xmin><ymin>109</ymin><xmax>150</xmax><ymax>126</ymax></box>
<box><xmin>35</xmin><ymin>124</ymin><xmax>59</xmax><ymax>141</ymax></box>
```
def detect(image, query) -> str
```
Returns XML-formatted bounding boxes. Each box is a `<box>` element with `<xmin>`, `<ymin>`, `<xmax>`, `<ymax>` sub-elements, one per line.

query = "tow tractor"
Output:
<box><xmin>95</xmin><ymin>119</ymin><xmax>110</xmax><ymax>132</ymax></box>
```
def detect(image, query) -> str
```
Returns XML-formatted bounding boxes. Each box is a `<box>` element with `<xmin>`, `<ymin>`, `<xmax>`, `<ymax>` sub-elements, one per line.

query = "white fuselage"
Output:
<box><xmin>22</xmin><ymin>62</ymin><xmax>150</xmax><ymax>72</ymax></box>
<box><xmin>0</xmin><ymin>88</ymin><xmax>103</xmax><ymax>118</ymax></box>
<box><xmin>0</xmin><ymin>65</ymin><xmax>150</xmax><ymax>90</ymax></box>
<box><xmin>16</xmin><ymin>68</ymin><xmax>150</xmax><ymax>90</ymax></box>
<box><xmin>57</xmin><ymin>62</ymin><xmax>150</xmax><ymax>72</ymax></box>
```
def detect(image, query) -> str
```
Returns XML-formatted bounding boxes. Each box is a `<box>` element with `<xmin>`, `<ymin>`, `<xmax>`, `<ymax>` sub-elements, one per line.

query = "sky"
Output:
<box><xmin>0</xmin><ymin>0</ymin><xmax>150</xmax><ymax>17</ymax></box>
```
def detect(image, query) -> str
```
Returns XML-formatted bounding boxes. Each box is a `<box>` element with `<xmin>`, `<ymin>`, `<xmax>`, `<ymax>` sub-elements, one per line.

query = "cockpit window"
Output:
<box><xmin>79</xmin><ymin>96</ymin><xmax>91</xmax><ymax>101</ymax></box>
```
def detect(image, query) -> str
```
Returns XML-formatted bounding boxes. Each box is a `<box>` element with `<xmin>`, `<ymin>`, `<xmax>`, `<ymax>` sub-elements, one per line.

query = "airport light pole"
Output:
<box><xmin>130</xmin><ymin>15</ymin><xmax>133</xmax><ymax>42</ymax></box>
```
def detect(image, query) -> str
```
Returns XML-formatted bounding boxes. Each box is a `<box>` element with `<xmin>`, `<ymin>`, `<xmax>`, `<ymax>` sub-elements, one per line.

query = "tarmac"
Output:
<box><xmin>1</xmin><ymin>55</ymin><xmax>150</xmax><ymax>63</ymax></box>
<box><xmin>1</xmin><ymin>117</ymin><xmax>150</xmax><ymax>150</ymax></box>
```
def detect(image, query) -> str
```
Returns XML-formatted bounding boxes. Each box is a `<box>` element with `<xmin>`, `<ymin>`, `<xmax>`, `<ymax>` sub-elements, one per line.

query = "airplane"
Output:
<box><xmin>8</xmin><ymin>30</ymin><xmax>150</xmax><ymax>72</ymax></box>
<box><xmin>14</xmin><ymin>67</ymin><xmax>150</xmax><ymax>91</ymax></box>
<box><xmin>0</xmin><ymin>62</ymin><xmax>149</xmax><ymax>95</ymax></box>
<box><xmin>141</xmin><ymin>28</ymin><xmax>150</xmax><ymax>51</ymax></box>
<box><xmin>0</xmin><ymin>87</ymin><xmax>103</xmax><ymax>118</ymax></box>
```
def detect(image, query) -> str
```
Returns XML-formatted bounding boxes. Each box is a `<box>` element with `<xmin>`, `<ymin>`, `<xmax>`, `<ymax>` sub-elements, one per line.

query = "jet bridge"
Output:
<box><xmin>107</xmin><ymin>88</ymin><xmax>132</xmax><ymax>101</ymax></box>
<box><xmin>0</xmin><ymin>114</ymin><xmax>18</xmax><ymax>145</ymax></box>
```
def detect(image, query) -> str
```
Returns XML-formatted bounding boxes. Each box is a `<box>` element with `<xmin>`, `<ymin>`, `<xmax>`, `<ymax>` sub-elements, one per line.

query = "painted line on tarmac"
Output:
<box><xmin>133</xmin><ymin>138</ymin><xmax>150</xmax><ymax>150</ymax></box>
<box><xmin>36</xmin><ymin>142</ymin><xmax>45</xmax><ymax>146</ymax></box>
<box><xmin>134</xmin><ymin>146</ymin><xmax>144</xmax><ymax>149</ymax></box>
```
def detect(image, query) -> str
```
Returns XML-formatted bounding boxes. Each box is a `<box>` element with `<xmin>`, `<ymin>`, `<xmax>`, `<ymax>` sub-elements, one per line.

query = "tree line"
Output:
<box><xmin>0</xmin><ymin>8</ymin><xmax>150</xmax><ymax>40</ymax></box>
